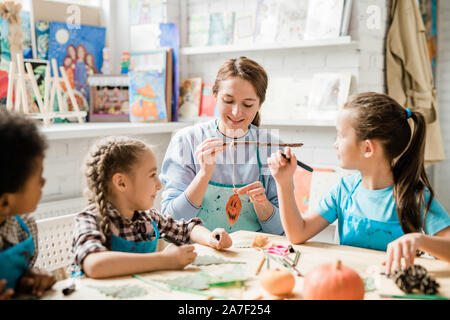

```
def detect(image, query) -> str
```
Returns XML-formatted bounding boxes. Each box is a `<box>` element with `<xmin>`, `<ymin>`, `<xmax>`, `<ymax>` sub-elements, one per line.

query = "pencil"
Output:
<box><xmin>255</xmin><ymin>255</ymin><xmax>266</xmax><ymax>275</ymax></box>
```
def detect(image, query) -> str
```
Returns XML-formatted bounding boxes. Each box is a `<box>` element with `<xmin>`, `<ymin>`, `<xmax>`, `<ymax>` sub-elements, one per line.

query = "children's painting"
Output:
<box><xmin>129</xmin><ymin>71</ymin><xmax>167</xmax><ymax>122</ymax></box>
<box><xmin>254</xmin><ymin>0</ymin><xmax>280</xmax><ymax>44</ymax></box>
<box><xmin>129</xmin><ymin>23</ymin><xmax>180</xmax><ymax>121</ymax></box>
<box><xmin>307</xmin><ymin>72</ymin><xmax>352</xmax><ymax>120</ymax></box>
<box><xmin>35</xmin><ymin>20</ymin><xmax>50</xmax><ymax>60</ymax></box>
<box><xmin>23</xmin><ymin>59</ymin><xmax>48</xmax><ymax>113</ymax></box>
<box><xmin>47</xmin><ymin>21</ymin><xmax>106</xmax><ymax>107</ymax></box>
<box><xmin>178</xmin><ymin>78</ymin><xmax>202</xmax><ymax>120</ymax></box>
<box><xmin>276</xmin><ymin>0</ymin><xmax>309</xmax><ymax>42</ymax></box>
<box><xmin>0</xmin><ymin>10</ymin><xmax>34</xmax><ymax>103</ymax></box>
<box><xmin>129</xmin><ymin>0</ymin><xmax>164</xmax><ymax>26</ymax></box>
<box><xmin>304</xmin><ymin>0</ymin><xmax>345</xmax><ymax>40</ymax></box>
<box><xmin>209</xmin><ymin>12</ymin><xmax>235</xmax><ymax>46</ymax></box>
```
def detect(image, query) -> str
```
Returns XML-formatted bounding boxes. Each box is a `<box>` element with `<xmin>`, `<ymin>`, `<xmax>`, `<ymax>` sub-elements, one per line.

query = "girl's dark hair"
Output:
<box><xmin>0</xmin><ymin>109</ymin><xmax>47</xmax><ymax>195</ymax></box>
<box><xmin>212</xmin><ymin>57</ymin><xmax>268</xmax><ymax>127</ymax></box>
<box><xmin>344</xmin><ymin>92</ymin><xmax>432</xmax><ymax>234</ymax></box>
<box><xmin>83</xmin><ymin>136</ymin><xmax>148</xmax><ymax>243</ymax></box>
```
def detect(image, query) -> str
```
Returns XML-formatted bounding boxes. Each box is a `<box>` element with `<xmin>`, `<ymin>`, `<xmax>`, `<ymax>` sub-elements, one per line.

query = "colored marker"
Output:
<box><xmin>281</xmin><ymin>153</ymin><xmax>313</xmax><ymax>172</ymax></box>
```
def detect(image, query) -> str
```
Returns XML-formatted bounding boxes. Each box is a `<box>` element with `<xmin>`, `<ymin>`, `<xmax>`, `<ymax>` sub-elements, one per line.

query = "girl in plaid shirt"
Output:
<box><xmin>72</xmin><ymin>136</ymin><xmax>233</xmax><ymax>279</ymax></box>
<box><xmin>0</xmin><ymin>110</ymin><xmax>56</xmax><ymax>299</ymax></box>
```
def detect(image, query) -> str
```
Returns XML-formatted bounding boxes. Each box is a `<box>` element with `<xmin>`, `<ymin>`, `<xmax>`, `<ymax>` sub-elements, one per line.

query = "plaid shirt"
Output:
<box><xmin>0</xmin><ymin>214</ymin><xmax>38</xmax><ymax>266</ymax></box>
<box><xmin>72</xmin><ymin>203</ymin><xmax>203</xmax><ymax>268</ymax></box>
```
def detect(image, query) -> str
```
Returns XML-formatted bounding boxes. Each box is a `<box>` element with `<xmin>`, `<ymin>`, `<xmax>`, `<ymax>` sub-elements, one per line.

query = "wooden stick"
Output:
<box><xmin>25</xmin><ymin>62</ymin><xmax>49</xmax><ymax>124</ymax></box>
<box><xmin>43</xmin><ymin>64</ymin><xmax>51</xmax><ymax>114</ymax></box>
<box><xmin>225</xmin><ymin>141</ymin><xmax>304</xmax><ymax>148</ymax></box>
<box><xmin>59</xmin><ymin>66</ymin><xmax>83</xmax><ymax>123</ymax></box>
<box><xmin>255</xmin><ymin>255</ymin><xmax>266</xmax><ymax>275</ymax></box>
<box><xmin>51</xmin><ymin>59</ymin><xmax>65</xmax><ymax>113</ymax></box>
<box><xmin>6</xmin><ymin>61</ymin><xmax>15</xmax><ymax>111</ymax></box>
<box><xmin>16</xmin><ymin>54</ymin><xmax>29</xmax><ymax>114</ymax></box>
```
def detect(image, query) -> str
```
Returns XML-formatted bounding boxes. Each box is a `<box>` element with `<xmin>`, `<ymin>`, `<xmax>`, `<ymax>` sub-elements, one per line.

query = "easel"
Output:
<box><xmin>6</xmin><ymin>54</ymin><xmax>87</xmax><ymax>125</ymax></box>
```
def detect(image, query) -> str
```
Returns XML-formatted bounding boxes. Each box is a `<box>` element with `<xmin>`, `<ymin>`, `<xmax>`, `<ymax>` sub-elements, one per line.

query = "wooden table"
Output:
<box><xmin>39</xmin><ymin>231</ymin><xmax>450</xmax><ymax>300</ymax></box>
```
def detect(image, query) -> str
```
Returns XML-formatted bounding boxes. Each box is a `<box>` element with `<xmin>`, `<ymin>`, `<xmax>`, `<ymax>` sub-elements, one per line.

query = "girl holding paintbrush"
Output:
<box><xmin>160</xmin><ymin>57</ymin><xmax>291</xmax><ymax>235</ymax></box>
<box><xmin>268</xmin><ymin>92</ymin><xmax>450</xmax><ymax>275</ymax></box>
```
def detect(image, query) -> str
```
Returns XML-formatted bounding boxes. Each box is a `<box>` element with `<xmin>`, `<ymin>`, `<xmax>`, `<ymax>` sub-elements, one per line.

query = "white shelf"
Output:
<box><xmin>181</xmin><ymin>37</ymin><xmax>358</xmax><ymax>56</ymax></box>
<box><xmin>40</xmin><ymin>122</ymin><xmax>190</xmax><ymax>140</ymax></box>
<box><xmin>261</xmin><ymin>119</ymin><xmax>336</xmax><ymax>127</ymax></box>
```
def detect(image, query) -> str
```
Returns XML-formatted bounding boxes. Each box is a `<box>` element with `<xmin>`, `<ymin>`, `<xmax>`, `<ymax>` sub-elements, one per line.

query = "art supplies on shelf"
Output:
<box><xmin>87</xmin><ymin>74</ymin><xmax>129</xmax><ymax>122</ymax></box>
<box><xmin>307</xmin><ymin>72</ymin><xmax>352</xmax><ymax>121</ymax></box>
<box><xmin>304</xmin><ymin>0</ymin><xmax>345</xmax><ymax>40</ymax></box>
<box><xmin>129</xmin><ymin>70</ymin><xmax>167</xmax><ymax>123</ymax></box>
<box><xmin>178</xmin><ymin>77</ymin><xmax>202</xmax><ymax>121</ymax></box>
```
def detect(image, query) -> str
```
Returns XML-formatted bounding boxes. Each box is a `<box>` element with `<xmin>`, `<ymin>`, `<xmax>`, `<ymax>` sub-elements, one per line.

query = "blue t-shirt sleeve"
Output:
<box><xmin>314</xmin><ymin>180</ymin><xmax>341</xmax><ymax>224</ymax></box>
<box><xmin>423</xmin><ymin>190</ymin><xmax>450</xmax><ymax>235</ymax></box>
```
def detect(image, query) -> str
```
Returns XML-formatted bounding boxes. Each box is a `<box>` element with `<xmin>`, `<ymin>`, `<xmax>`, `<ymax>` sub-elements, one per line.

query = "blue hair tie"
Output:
<box><xmin>406</xmin><ymin>108</ymin><xmax>412</xmax><ymax>119</ymax></box>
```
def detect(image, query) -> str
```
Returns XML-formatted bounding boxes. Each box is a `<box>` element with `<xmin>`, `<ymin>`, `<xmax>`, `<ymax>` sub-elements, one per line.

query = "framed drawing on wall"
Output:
<box><xmin>307</xmin><ymin>72</ymin><xmax>352</xmax><ymax>121</ymax></box>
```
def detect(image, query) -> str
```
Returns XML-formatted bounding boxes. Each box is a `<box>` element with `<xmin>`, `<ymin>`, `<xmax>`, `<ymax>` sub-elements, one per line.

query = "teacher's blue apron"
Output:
<box><xmin>110</xmin><ymin>220</ymin><xmax>160</xmax><ymax>253</ymax></box>
<box><xmin>197</xmin><ymin>123</ymin><xmax>264</xmax><ymax>233</ymax></box>
<box><xmin>339</xmin><ymin>178</ymin><xmax>405</xmax><ymax>251</ymax></box>
<box><xmin>0</xmin><ymin>216</ymin><xmax>35</xmax><ymax>289</ymax></box>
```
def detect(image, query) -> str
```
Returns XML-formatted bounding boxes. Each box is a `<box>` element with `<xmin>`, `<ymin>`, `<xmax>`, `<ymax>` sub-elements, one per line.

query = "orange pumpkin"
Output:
<box><xmin>260</xmin><ymin>268</ymin><xmax>296</xmax><ymax>296</ymax></box>
<box><xmin>226</xmin><ymin>194</ymin><xmax>242</xmax><ymax>226</ymax></box>
<box><xmin>302</xmin><ymin>260</ymin><xmax>365</xmax><ymax>300</ymax></box>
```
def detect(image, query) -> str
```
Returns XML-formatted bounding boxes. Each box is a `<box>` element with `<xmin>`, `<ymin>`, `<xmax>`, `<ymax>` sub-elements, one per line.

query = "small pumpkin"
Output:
<box><xmin>260</xmin><ymin>268</ymin><xmax>296</xmax><ymax>296</ymax></box>
<box><xmin>302</xmin><ymin>260</ymin><xmax>365</xmax><ymax>300</ymax></box>
<box><xmin>226</xmin><ymin>194</ymin><xmax>242</xmax><ymax>226</ymax></box>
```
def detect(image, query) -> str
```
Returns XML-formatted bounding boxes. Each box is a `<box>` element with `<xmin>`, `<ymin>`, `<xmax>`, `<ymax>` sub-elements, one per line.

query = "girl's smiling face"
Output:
<box><xmin>215</xmin><ymin>77</ymin><xmax>261</xmax><ymax>137</ymax></box>
<box><xmin>334</xmin><ymin>108</ymin><xmax>364</xmax><ymax>170</ymax></box>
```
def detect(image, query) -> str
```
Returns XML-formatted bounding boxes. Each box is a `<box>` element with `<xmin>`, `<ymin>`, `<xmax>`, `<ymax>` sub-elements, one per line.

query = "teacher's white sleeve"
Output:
<box><xmin>159</xmin><ymin>132</ymin><xmax>201</xmax><ymax>220</ymax></box>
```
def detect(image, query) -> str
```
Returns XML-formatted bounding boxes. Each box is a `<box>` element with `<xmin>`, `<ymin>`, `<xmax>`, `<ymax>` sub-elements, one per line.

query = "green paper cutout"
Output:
<box><xmin>157</xmin><ymin>273</ymin><xmax>210</xmax><ymax>290</ymax></box>
<box><xmin>156</xmin><ymin>266</ymin><xmax>249</xmax><ymax>291</ymax></box>
<box><xmin>192</xmin><ymin>255</ymin><xmax>246</xmax><ymax>266</ymax></box>
<box><xmin>89</xmin><ymin>284</ymin><xmax>147</xmax><ymax>299</ymax></box>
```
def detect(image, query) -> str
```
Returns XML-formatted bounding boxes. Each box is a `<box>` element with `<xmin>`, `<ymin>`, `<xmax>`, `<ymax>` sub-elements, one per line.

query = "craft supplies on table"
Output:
<box><xmin>32</xmin><ymin>231</ymin><xmax>450</xmax><ymax>300</ymax></box>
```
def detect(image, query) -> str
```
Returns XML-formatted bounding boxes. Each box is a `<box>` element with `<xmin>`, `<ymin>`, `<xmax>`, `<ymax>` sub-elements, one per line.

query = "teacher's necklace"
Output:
<box><xmin>225</xmin><ymin>141</ymin><xmax>241</xmax><ymax>227</ymax></box>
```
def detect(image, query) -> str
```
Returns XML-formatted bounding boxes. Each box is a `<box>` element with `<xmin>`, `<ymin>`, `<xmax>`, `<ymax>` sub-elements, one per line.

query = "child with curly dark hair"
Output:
<box><xmin>0</xmin><ymin>109</ymin><xmax>56</xmax><ymax>299</ymax></box>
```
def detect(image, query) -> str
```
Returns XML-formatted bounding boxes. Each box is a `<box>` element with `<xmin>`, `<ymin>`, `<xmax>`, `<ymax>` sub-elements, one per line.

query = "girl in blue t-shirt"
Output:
<box><xmin>268</xmin><ymin>92</ymin><xmax>450</xmax><ymax>275</ymax></box>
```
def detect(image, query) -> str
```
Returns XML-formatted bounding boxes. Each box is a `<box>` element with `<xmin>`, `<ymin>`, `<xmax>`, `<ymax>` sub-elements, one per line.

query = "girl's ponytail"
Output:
<box><xmin>393</xmin><ymin>110</ymin><xmax>434</xmax><ymax>233</ymax></box>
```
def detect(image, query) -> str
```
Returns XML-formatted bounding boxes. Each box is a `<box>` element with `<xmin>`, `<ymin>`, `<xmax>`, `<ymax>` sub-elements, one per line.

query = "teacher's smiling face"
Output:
<box><xmin>215</xmin><ymin>77</ymin><xmax>261</xmax><ymax>137</ymax></box>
